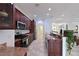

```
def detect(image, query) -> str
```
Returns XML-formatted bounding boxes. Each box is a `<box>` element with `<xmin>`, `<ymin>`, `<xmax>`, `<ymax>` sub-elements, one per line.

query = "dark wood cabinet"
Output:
<box><xmin>0</xmin><ymin>3</ymin><xmax>35</xmax><ymax>47</ymax></box>
<box><xmin>29</xmin><ymin>20</ymin><xmax>36</xmax><ymax>40</ymax></box>
<box><xmin>14</xmin><ymin>6</ymin><xmax>35</xmax><ymax>47</ymax></box>
<box><xmin>0</xmin><ymin>3</ymin><xmax>32</xmax><ymax>30</ymax></box>
<box><xmin>15</xmin><ymin>33</ymin><xmax>34</xmax><ymax>47</ymax></box>
<box><xmin>15</xmin><ymin>39</ymin><xmax>22</xmax><ymax>47</ymax></box>
<box><xmin>15</xmin><ymin>8</ymin><xmax>31</xmax><ymax>30</ymax></box>
<box><xmin>0</xmin><ymin>3</ymin><xmax>14</xmax><ymax>29</ymax></box>
<box><xmin>48</xmin><ymin>39</ymin><xmax>62</xmax><ymax>56</ymax></box>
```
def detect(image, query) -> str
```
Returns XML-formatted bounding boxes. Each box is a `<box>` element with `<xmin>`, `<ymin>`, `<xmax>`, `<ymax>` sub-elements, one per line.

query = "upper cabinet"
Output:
<box><xmin>29</xmin><ymin>20</ymin><xmax>36</xmax><ymax>33</ymax></box>
<box><xmin>0</xmin><ymin>3</ymin><xmax>31</xmax><ymax>30</ymax></box>
<box><xmin>0</xmin><ymin>3</ymin><xmax>14</xmax><ymax>29</ymax></box>
<box><xmin>15</xmin><ymin>8</ymin><xmax>31</xmax><ymax>30</ymax></box>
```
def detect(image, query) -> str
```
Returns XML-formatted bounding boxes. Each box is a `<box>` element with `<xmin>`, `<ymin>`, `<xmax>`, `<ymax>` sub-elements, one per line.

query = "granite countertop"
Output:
<box><xmin>45</xmin><ymin>33</ymin><xmax>62</xmax><ymax>40</ymax></box>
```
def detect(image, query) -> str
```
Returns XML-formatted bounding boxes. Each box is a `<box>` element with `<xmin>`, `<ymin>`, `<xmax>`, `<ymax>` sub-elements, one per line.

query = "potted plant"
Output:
<box><xmin>64</xmin><ymin>30</ymin><xmax>75</xmax><ymax>55</ymax></box>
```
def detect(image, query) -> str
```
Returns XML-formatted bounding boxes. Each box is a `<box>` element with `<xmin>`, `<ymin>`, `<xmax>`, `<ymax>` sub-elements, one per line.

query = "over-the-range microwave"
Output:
<box><xmin>16</xmin><ymin>21</ymin><xmax>26</xmax><ymax>30</ymax></box>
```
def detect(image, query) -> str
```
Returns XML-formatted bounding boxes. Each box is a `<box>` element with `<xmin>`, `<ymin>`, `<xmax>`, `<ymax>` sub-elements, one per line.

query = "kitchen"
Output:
<box><xmin>0</xmin><ymin>3</ymin><xmax>36</xmax><ymax>56</ymax></box>
<box><xmin>1</xmin><ymin>3</ymin><xmax>79</xmax><ymax>56</ymax></box>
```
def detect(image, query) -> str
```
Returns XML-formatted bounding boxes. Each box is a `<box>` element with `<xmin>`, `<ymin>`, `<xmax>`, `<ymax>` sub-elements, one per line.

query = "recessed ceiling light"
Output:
<box><xmin>48</xmin><ymin>8</ymin><xmax>52</xmax><ymax>11</ymax></box>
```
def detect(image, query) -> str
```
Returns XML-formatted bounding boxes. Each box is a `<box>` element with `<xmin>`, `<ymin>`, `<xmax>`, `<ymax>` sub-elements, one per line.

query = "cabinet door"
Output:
<box><xmin>48</xmin><ymin>39</ymin><xmax>54</xmax><ymax>56</ymax></box>
<box><xmin>15</xmin><ymin>40</ymin><xmax>21</xmax><ymax>47</ymax></box>
<box><xmin>54</xmin><ymin>40</ymin><xmax>62</xmax><ymax>56</ymax></box>
<box><xmin>48</xmin><ymin>39</ymin><xmax>62</xmax><ymax>56</ymax></box>
<box><xmin>15</xmin><ymin>8</ymin><xmax>31</xmax><ymax>30</ymax></box>
<box><xmin>0</xmin><ymin>3</ymin><xmax>13</xmax><ymax>29</ymax></box>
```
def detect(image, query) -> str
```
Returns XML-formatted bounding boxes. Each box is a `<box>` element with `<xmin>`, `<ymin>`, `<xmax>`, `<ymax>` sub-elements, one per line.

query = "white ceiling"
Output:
<box><xmin>14</xmin><ymin>3</ymin><xmax>79</xmax><ymax>23</ymax></box>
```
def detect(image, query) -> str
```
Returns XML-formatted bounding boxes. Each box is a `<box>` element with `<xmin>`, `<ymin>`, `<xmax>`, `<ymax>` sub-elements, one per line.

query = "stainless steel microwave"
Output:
<box><xmin>16</xmin><ymin>21</ymin><xmax>26</xmax><ymax>30</ymax></box>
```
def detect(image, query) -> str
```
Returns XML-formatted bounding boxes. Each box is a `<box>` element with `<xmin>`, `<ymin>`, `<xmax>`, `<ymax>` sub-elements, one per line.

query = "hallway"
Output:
<box><xmin>26</xmin><ymin>20</ymin><xmax>48</xmax><ymax>56</ymax></box>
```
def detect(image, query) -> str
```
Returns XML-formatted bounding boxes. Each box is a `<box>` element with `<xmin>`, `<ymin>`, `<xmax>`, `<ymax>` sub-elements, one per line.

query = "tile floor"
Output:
<box><xmin>27</xmin><ymin>39</ymin><xmax>48</xmax><ymax>56</ymax></box>
<box><xmin>27</xmin><ymin>39</ymin><xmax>79</xmax><ymax>56</ymax></box>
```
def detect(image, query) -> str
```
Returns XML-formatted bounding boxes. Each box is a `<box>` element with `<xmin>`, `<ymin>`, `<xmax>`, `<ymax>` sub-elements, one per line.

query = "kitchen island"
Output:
<box><xmin>45</xmin><ymin>34</ymin><xmax>62</xmax><ymax>56</ymax></box>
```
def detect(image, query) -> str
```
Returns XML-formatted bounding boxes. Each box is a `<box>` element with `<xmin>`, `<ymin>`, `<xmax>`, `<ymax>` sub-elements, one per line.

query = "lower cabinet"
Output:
<box><xmin>15</xmin><ymin>39</ymin><xmax>21</xmax><ymax>47</ymax></box>
<box><xmin>15</xmin><ymin>33</ymin><xmax>34</xmax><ymax>47</ymax></box>
<box><xmin>48</xmin><ymin>39</ymin><xmax>62</xmax><ymax>56</ymax></box>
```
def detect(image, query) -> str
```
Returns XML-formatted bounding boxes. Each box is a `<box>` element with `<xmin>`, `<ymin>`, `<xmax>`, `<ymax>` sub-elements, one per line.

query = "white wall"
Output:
<box><xmin>62</xmin><ymin>37</ymin><xmax>67</xmax><ymax>56</ymax></box>
<box><xmin>44</xmin><ymin>19</ymin><xmax>52</xmax><ymax>34</ymax></box>
<box><xmin>0</xmin><ymin>30</ymin><xmax>15</xmax><ymax>47</ymax></box>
